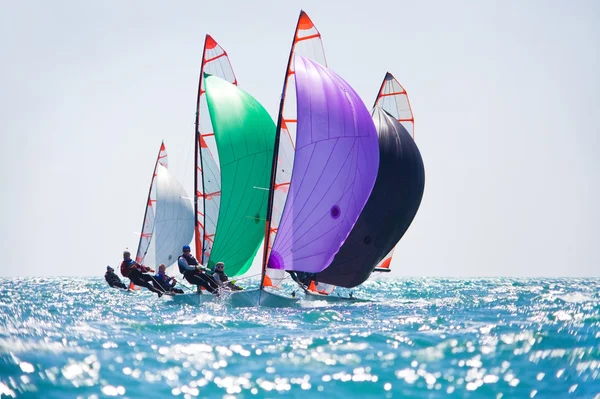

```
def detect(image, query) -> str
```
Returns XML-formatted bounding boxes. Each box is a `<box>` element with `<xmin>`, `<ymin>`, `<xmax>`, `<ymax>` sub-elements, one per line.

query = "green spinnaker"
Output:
<box><xmin>204</xmin><ymin>74</ymin><xmax>276</xmax><ymax>277</ymax></box>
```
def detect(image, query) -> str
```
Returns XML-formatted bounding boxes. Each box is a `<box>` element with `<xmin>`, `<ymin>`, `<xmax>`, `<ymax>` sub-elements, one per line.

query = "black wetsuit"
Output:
<box><xmin>178</xmin><ymin>254</ymin><xmax>218</xmax><ymax>293</ymax></box>
<box><xmin>121</xmin><ymin>259</ymin><xmax>162</xmax><ymax>296</ymax></box>
<box><xmin>105</xmin><ymin>271</ymin><xmax>127</xmax><ymax>289</ymax></box>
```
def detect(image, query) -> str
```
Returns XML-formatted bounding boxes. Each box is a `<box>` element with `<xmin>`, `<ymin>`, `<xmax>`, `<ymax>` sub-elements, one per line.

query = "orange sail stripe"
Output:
<box><xmin>205</xmin><ymin>34</ymin><xmax>218</xmax><ymax>50</ymax></box>
<box><xmin>274</xmin><ymin>182</ymin><xmax>290</xmax><ymax>189</ymax></box>
<box><xmin>379</xmin><ymin>258</ymin><xmax>392</xmax><ymax>269</ymax></box>
<box><xmin>298</xmin><ymin>12</ymin><xmax>315</xmax><ymax>30</ymax></box>
<box><xmin>199</xmin><ymin>136</ymin><xmax>209</xmax><ymax>148</ymax></box>
<box><xmin>285</xmin><ymin>128</ymin><xmax>296</xmax><ymax>150</ymax></box>
<box><xmin>204</xmin><ymin>52</ymin><xmax>227</xmax><ymax>64</ymax></box>
<box><xmin>378</xmin><ymin>91</ymin><xmax>406</xmax><ymax>98</ymax></box>
<box><xmin>263</xmin><ymin>274</ymin><xmax>274</xmax><ymax>287</ymax></box>
<box><xmin>296</xmin><ymin>33</ymin><xmax>320</xmax><ymax>42</ymax></box>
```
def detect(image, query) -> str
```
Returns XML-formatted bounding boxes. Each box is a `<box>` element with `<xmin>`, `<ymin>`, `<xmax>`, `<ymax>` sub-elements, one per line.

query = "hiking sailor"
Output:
<box><xmin>178</xmin><ymin>245</ymin><xmax>219</xmax><ymax>294</ymax></box>
<box><xmin>105</xmin><ymin>265</ymin><xmax>128</xmax><ymax>290</ymax></box>
<box><xmin>211</xmin><ymin>262</ymin><xmax>243</xmax><ymax>291</ymax></box>
<box><xmin>120</xmin><ymin>250</ymin><xmax>163</xmax><ymax>297</ymax></box>
<box><xmin>153</xmin><ymin>264</ymin><xmax>184</xmax><ymax>294</ymax></box>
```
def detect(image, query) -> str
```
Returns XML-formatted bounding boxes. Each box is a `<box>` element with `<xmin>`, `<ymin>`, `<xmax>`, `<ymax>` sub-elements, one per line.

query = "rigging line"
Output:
<box><xmin>231</xmin><ymin>273</ymin><xmax>262</xmax><ymax>282</ymax></box>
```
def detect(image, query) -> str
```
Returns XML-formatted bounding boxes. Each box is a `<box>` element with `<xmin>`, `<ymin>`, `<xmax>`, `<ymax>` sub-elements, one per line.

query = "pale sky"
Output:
<box><xmin>1</xmin><ymin>0</ymin><xmax>598</xmax><ymax>277</ymax></box>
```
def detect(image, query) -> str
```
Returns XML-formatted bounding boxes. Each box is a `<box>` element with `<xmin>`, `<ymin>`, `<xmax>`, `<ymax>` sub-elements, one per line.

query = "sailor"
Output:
<box><xmin>120</xmin><ymin>250</ymin><xmax>163</xmax><ymax>297</ymax></box>
<box><xmin>153</xmin><ymin>264</ymin><xmax>184</xmax><ymax>294</ymax></box>
<box><xmin>105</xmin><ymin>266</ymin><xmax>128</xmax><ymax>289</ymax></box>
<box><xmin>177</xmin><ymin>245</ymin><xmax>219</xmax><ymax>294</ymax></box>
<box><xmin>211</xmin><ymin>262</ymin><xmax>243</xmax><ymax>291</ymax></box>
<box><xmin>288</xmin><ymin>271</ymin><xmax>315</xmax><ymax>288</ymax></box>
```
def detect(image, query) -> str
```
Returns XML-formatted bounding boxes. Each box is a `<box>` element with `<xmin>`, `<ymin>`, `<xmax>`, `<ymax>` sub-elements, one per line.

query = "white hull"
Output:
<box><xmin>167</xmin><ymin>288</ymin><xmax>299</xmax><ymax>308</ymax></box>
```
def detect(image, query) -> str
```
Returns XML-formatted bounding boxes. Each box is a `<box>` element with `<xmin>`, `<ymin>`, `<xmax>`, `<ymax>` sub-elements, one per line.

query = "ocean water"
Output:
<box><xmin>0</xmin><ymin>278</ymin><xmax>599</xmax><ymax>398</ymax></box>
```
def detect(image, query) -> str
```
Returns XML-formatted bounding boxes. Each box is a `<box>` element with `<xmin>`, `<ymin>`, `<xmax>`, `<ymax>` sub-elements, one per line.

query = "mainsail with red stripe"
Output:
<box><xmin>134</xmin><ymin>142</ymin><xmax>195</xmax><ymax>273</ymax></box>
<box><xmin>194</xmin><ymin>35</ymin><xmax>237</xmax><ymax>265</ymax></box>
<box><xmin>261</xmin><ymin>11</ymin><xmax>327</xmax><ymax>289</ymax></box>
<box><xmin>135</xmin><ymin>142</ymin><xmax>168</xmax><ymax>264</ymax></box>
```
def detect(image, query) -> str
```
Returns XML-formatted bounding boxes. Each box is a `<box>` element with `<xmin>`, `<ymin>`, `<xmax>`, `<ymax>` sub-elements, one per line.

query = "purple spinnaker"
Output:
<box><xmin>267</xmin><ymin>55</ymin><xmax>379</xmax><ymax>273</ymax></box>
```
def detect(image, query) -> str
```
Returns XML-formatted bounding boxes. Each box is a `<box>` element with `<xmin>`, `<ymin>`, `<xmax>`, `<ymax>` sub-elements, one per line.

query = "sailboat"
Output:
<box><xmin>127</xmin><ymin>142</ymin><xmax>195</xmax><ymax>285</ymax></box>
<box><xmin>172</xmin><ymin>35</ymin><xmax>291</xmax><ymax>307</ymax></box>
<box><xmin>258</xmin><ymin>11</ymin><xmax>380</xmax><ymax>303</ymax></box>
<box><xmin>307</xmin><ymin>72</ymin><xmax>425</xmax><ymax>301</ymax></box>
<box><xmin>176</xmin><ymin>12</ymin><xmax>380</xmax><ymax>307</ymax></box>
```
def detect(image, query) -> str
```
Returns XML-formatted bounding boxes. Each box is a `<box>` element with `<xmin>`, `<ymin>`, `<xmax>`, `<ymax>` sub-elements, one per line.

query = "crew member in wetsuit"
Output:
<box><xmin>211</xmin><ymin>262</ymin><xmax>243</xmax><ymax>291</ymax></box>
<box><xmin>153</xmin><ymin>264</ymin><xmax>184</xmax><ymax>294</ymax></box>
<box><xmin>120</xmin><ymin>250</ymin><xmax>163</xmax><ymax>297</ymax></box>
<box><xmin>105</xmin><ymin>266</ymin><xmax>128</xmax><ymax>289</ymax></box>
<box><xmin>287</xmin><ymin>271</ymin><xmax>315</xmax><ymax>288</ymax></box>
<box><xmin>178</xmin><ymin>245</ymin><xmax>219</xmax><ymax>294</ymax></box>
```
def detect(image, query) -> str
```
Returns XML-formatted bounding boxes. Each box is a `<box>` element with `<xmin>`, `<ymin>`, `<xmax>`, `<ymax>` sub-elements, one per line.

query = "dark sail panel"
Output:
<box><xmin>314</xmin><ymin>106</ymin><xmax>425</xmax><ymax>287</ymax></box>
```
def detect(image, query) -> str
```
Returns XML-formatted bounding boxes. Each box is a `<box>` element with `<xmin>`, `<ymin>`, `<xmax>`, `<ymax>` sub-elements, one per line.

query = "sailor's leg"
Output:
<box><xmin>185</xmin><ymin>273</ymin><xmax>217</xmax><ymax>294</ymax></box>
<box><xmin>132</xmin><ymin>275</ymin><xmax>163</xmax><ymax>296</ymax></box>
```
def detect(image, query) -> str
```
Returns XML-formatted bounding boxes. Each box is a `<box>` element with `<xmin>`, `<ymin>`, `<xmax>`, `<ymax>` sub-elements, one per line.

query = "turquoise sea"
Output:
<box><xmin>1</xmin><ymin>277</ymin><xmax>599</xmax><ymax>398</ymax></box>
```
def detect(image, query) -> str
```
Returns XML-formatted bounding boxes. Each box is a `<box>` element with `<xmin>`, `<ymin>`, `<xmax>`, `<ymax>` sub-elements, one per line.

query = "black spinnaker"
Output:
<box><xmin>314</xmin><ymin>102</ymin><xmax>425</xmax><ymax>288</ymax></box>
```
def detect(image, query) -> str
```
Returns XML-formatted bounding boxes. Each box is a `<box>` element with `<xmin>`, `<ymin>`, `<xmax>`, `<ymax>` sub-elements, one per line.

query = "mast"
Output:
<box><xmin>135</xmin><ymin>141</ymin><xmax>167</xmax><ymax>264</ymax></box>
<box><xmin>374</xmin><ymin>73</ymin><xmax>390</xmax><ymax>108</ymax></box>
<box><xmin>194</xmin><ymin>35</ymin><xmax>210</xmax><ymax>264</ymax></box>
<box><xmin>260</xmin><ymin>11</ymin><xmax>305</xmax><ymax>290</ymax></box>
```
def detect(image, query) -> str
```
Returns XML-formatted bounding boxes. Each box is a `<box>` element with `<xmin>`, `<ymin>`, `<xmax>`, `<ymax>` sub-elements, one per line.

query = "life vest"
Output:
<box><xmin>178</xmin><ymin>253</ymin><xmax>198</xmax><ymax>275</ymax></box>
<box><xmin>120</xmin><ymin>259</ymin><xmax>134</xmax><ymax>277</ymax></box>
<box><xmin>155</xmin><ymin>273</ymin><xmax>171</xmax><ymax>289</ymax></box>
<box><xmin>213</xmin><ymin>270</ymin><xmax>228</xmax><ymax>282</ymax></box>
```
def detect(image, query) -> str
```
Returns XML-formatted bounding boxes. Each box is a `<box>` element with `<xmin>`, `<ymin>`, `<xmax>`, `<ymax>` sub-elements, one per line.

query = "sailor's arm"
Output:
<box><xmin>178</xmin><ymin>257</ymin><xmax>196</xmax><ymax>272</ymax></box>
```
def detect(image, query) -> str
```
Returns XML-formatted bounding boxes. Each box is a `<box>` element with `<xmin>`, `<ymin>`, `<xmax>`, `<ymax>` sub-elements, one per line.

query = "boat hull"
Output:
<box><xmin>167</xmin><ymin>289</ymin><xmax>299</xmax><ymax>308</ymax></box>
<box><xmin>303</xmin><ymin>290</ymin><xmax>371</xmax><ymax>303</ymax></box>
